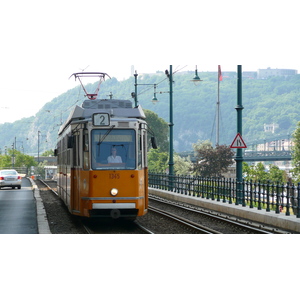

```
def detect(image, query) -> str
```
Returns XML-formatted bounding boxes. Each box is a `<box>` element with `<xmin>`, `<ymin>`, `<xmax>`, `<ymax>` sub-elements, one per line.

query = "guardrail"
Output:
<box><xmin>149</xmin><ymin>173</ymin><xmax>300</xmax><ymax>218</ymax></box>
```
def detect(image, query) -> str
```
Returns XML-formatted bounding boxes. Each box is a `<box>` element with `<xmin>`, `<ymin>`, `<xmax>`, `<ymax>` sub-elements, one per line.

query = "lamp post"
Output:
<box><xmin>38</xmin><ymin>131</ymin><xmax>41</xmax><ymax>164</ymax></box>
<box><xmin>235</xmin><ymin>65</ymin><xmax>244</xmax><ymax>205</ymax></box>
<box><xmin>133</xmin><ymin>71</ymin><xmax>158</xmax><ymax>106</ymax></box>
<box><xmin>167</xmin><ymin>65</ymin><xmax>174</xmax><ymax>178</ymax></box>
<box><xmin>133</xmin><ymin>67</ymin><xmax>174</xmax><ymax>186</ymax></box>
<box><xmin>134</xmin><ymin>71</ymin><xmax>138</xmax><ymax>107</ymax></box>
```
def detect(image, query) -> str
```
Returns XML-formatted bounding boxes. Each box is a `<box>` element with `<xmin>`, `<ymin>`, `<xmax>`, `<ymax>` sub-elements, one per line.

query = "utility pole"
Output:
<box><xmin>134</xmin><ymin>71</ymin><xmax>138</xmax><ymax>107</ymax></box>
<box><xmin>168</xmin><ymin>65</ymin><xmax>174</xmax><ymax>178</ymax></box>
<box><xmin>235</xmin><ymin>65</ymin><xmax>244</xmax><ymax>205</ymax></box>
<box><xmin>216</xmin><ymin>65</ymin><xmax>221</xmax><ymax>145</ymax></box>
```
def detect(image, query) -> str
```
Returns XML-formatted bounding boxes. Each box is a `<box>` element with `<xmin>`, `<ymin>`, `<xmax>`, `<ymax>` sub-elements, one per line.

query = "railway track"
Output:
<box><xmin>149</xmin><ymin>206</ymin><xmax>220</xmax><ymax>233</ymax></box>
<box><xmin>81</xmin><ymin>219</ymin><xmax>153</xmax><ymax>234</ymax></box>
<box><xmin>38</xmin><ymin>179</ymin><xmax>153</xmax><ymax>234</ymax></box>
<box><xmin>37</xmin><ymin>180</ymin><xmax>291</xmax><ymax>234</ymax></box>
<box><xmin>148</xmin><ymin>195</ymin><xmax>291</xmax><ymax>234</ymax></box>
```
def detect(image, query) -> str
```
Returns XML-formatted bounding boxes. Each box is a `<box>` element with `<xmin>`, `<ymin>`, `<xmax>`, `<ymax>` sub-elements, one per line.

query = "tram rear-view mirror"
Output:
<box><xmin>151</xmin><ymin>137</ymin><xmax>158</xmax><ymax>149</ymax></box>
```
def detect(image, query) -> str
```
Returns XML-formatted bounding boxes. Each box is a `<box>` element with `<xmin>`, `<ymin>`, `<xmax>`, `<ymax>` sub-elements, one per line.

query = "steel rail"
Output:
<box><xmin>134</xmin><ymin>221</ymin><xmax>155</xmax><ymax>234</ymax></box>
<box><xmin>148</xmin><ymin>206</ymin><xmax>221</xmax><ymax>234</ymax></box>
<box><xmin>39</xmin><ymin>180</ymin><xmax>153</xmax><ymax>234</ymax></box>
<box><xmin>39</xmin><ymin>179</ymin><xmax>58</xmax><ymax>196</ymax></box>
<box><xmin>149</xmin><ymin>195</ymin><xmax>281</xmax><ymax>234</ymax></box>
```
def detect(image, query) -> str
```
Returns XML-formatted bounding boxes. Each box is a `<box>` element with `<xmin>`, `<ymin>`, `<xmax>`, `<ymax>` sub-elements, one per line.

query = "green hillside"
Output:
<box><xmin>1</xmin><ymin>71</ymin><xmax>300</xmax><ymax>155</ymax></box>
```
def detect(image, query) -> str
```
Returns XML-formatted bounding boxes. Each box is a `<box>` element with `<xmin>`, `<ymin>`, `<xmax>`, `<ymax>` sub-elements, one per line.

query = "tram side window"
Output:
<box><xmin>138</xmin><ymin>131</ymin><xmax>142</xmax><ymax>169</ymax></box>
<box><xmin>72</xmin><ymin>134</ymin><xmax>80</xmax><ymax>167</ymax></box>
<box><xmin>83</xmin><ymin>130</ymin><xmax>90</xmax><ymax>170</ymax></box>
<box><xmin>143</xmin><ymin>131</ymin><xmax>147</xmax><ymax>167</ymax></box>
<box><xmin>57</xmin><ymin>141</ymin><xmax>61</xmax><ymax>170</ymax></box>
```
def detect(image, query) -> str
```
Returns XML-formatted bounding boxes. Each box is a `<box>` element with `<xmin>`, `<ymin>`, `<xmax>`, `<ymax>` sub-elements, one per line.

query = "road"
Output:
<box><xmin>0</xmin><ymin>178</ymin><xmax>38</xmax><ymax>234</ymax></box>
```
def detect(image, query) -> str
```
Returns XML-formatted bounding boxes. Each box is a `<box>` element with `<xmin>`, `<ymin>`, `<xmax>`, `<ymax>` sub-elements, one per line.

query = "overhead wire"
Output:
<box><xmin>133</xmin><ymin>65</ymin><xmax>187</xmax><ymax>100</ymax></box>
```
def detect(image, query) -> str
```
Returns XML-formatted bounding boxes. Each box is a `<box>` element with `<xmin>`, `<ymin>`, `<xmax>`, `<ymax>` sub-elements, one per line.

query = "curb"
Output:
<box><xmin>29</xmin><ymin>178</ymin><xmax>52</xmax><ymax>234</ymax></box>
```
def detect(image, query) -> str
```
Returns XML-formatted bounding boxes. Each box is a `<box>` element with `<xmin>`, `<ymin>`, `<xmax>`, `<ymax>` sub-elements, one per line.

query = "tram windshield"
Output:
<box><xmin>91</xmin><ymin>129</ymin><xmax>136</xmax><ymax>170</ymax></box>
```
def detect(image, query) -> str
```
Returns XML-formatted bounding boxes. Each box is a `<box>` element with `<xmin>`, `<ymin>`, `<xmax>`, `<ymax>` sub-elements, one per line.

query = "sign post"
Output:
<box><xmin>234</xmin><ymin>65</ymin><xmax>245</xmax><ymax>206</ymax></box>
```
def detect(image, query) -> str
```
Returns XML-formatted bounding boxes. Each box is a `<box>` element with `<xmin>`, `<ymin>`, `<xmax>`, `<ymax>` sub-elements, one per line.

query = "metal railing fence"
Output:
<box><xmin>148</xmin><ymin>173</ymin><xmax>300</xmax><ymax>218</ymax></box>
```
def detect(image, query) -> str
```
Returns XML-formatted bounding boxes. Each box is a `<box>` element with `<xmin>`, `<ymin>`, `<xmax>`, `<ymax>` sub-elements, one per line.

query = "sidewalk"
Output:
<box><xmin>30</xmin><ymin>178</ymin><xmax>51</xmax><ymax>234</ymax></box>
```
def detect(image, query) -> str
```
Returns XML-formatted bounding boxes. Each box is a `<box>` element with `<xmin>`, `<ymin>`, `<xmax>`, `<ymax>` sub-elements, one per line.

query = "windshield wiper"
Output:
<box><xmin>97</xmin><ymin>125</ymin><xmax>115</xmax><ymax>156</ymax></box>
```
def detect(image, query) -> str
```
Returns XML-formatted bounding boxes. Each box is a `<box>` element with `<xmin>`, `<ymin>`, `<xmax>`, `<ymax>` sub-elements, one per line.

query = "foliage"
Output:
<box><xmin>144</xmin><ymin>109</ymin><xmax>169</xmax><ymax>152</ymax></box>
<box><xmin>147</xmin><ymin>149</ymin><xmax>192</xmax><ymax>175</ymax></box>
<box><xmin>192</xmin><ymin>140</ymin><xmax>234</xmax><ymax>177</ymax></box>
<box><xmin>291</xmin><ymin>121</ymin><xmax>300</xmax><ymax>181</ymax></box>
<box><xmin>269</xmin><ymin>165</ymin><xmax>288</xmax><ymax>182</ymax></box>
<box><xmin>147</xmin><ymin>149</ymin><xmax>169</xmax><ymax>173</ymax></box>
<box><xmin>243</xmin><ymin>162</ymin><xmax>268</xmax><ymax>182</ymax></box>
<box><xmin>243</xmin><ymin>162</ymin><xmax>287</xmax><ymax>183</ymax></box>
<box><xmin>0</xmin><ymin>149</ymin><xmax>37</xmax><ymax>169</ymax></box>
<box><xmin>35</xmin><ymin>161</ymin><xmax>48</xmax><ymax>178</ymax></box>
<box><xmin>42</xmin><ymin>149</ymin><xmax>54</xmax><ymax>156</ymax></box>
<box><xmin>174</xmin><ymin>154</ymin><xmax>192</xmax><ymax>175</ymax></box>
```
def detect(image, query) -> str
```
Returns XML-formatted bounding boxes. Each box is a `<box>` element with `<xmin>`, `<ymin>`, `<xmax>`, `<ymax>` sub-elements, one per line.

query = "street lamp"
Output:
<box><xmin>191</xmin><ymin>65</ymin><xmax>203</xmax><ymax>85</ymax></box>
<box><xmin>133</xmin><ymin>71</ymin><xmax>159</xmax><ymax>105</ymax></box>
<box><xmin>151</xmin><ymin>84</ymin><xmax>158</xmax><ymax>104</ymax></box>
<box><xmin>133</xmin><ymin>67</ymin><xmax>174</xmax><ymax>184</ymax></box>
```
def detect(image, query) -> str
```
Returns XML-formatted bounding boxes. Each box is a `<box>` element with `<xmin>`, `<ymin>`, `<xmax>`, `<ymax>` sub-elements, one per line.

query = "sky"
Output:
<box><xmin>1</xmin><ymin>0</ymin><xmax>299</xmax><ymax>124</ymax></box>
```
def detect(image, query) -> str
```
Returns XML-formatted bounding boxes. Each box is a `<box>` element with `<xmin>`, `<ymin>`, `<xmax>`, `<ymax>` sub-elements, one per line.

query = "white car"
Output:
<box><xmin>0</xmin><ymin>169</ymin><xmax>22</xmax><ymax>189</ymax></box>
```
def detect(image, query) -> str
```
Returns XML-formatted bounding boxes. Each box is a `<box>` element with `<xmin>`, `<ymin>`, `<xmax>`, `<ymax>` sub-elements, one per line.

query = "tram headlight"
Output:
<box><xmin>110</xmin><ymin>188</ymin><xmax>118</xmax><ymax>196</ymax></box>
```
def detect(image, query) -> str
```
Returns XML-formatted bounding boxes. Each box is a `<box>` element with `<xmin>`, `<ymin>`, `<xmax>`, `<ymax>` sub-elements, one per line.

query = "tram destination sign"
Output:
<box><xmin>93</xmin><ymin>113</ymin><xmax>110</xmax><ymax>126</ymax></box>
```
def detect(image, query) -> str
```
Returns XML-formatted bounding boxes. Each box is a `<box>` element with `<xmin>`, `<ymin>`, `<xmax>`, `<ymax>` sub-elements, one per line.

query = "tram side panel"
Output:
<box><xmin>57</xmin><ymin>128</ymin><xmax>72</xmax><ymax>210</ymax></box>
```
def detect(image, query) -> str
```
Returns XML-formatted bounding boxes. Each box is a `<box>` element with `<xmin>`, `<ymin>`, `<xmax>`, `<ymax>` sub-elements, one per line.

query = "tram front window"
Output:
<box><xmin>91</xmin><ymin>129</ymin><xmax>136</xmax><ymax>169</ymax></box>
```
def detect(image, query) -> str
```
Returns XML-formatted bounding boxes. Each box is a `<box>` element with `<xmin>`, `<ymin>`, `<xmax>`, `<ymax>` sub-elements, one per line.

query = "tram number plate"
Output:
<box><xmin>93</xmin><ymin>113</ymin><xmax>110</xmax><ymax>126</ymax></box>
<box><xmin>109</xmin><ymin>173</ymin><xmax>120</xmax><ymax>179</ymax></box>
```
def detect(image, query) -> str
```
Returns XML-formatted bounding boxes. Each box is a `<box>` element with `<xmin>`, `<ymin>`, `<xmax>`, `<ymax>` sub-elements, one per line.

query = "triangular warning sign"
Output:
<box><xmin>230</xmin><ymin>133</ymin><xmax>247</xmax><ymax>148</ymax></box>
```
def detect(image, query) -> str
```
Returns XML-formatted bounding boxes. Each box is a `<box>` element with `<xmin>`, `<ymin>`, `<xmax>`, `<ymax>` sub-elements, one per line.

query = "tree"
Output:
<box><xmin>243</xmin><ymin>162</ymin><xmax>287</xmax><ymax>183</ymax></box>
<box><xmin>242</xmin><ymin>161</ymin><xmax>252</xmax><ymax>181</ymax></box>
<box><xmin>252</xmin><ymin>162</ymin><xmax>269</xmax><ymax>182</ymax></box>
<box><xmin>192</xmin><ymin>140</ymin><xmax>234</xmax><ymax>177</ymax></box>
<box><xmin>174</xmin><ymin>154</ymin><xmax>192</xmax><ymax>175</ymax></box>
<box><xmin>144</xmin><ymin>109</ymin><xmax>169</xmax><ymax>152</ymax></box>
<box><xmin>0</xmin><ymin>149</ymin><xmax>37</xmax><ymax>169</ymax></box>
<box><xmin>292</xmin><ymin>121</ymin><xmax>300</xmax><ymax>181</ymax></box>
<box><xmin>0</xmin><ymin>154</ymin><xmax>12</xmax><ymax>168</ymax></box>
<box><xmin>42</xmin><ymin>149</ymin><xmax>54</xmax><ymax>156</ymax></box>
<box><xmin>243</xmin><ymin>162</ymin><xmax>268</xmax><ymax>182</ymax></box>
<box><xmin>269</xmin><ymin>165</ymin><xmax>288</xmax><ymax>183</ymax></box>
<box><xmin>147</xmin><ymin>149</ymin><xmax>169</xmax><ymax>173</ymax></box>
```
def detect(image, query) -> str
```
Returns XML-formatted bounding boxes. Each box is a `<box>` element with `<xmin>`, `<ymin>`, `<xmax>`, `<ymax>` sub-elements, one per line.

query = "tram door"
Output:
<box><xmin>71</xmin><ymin>133</ymin><xmax>81</xmax><ymax>213</ymax></box>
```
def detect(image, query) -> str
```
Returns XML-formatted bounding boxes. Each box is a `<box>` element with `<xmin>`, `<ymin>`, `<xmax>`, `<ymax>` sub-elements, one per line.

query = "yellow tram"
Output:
<box><xmin>56</xmin><ymin>72</ymin><xmax>149</xmax><ymax>219</ymax></box>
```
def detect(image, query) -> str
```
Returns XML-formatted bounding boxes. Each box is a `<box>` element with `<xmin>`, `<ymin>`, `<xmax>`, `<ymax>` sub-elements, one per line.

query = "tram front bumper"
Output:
<box><xmin>92</xmin><ymin>203</ymin><xmax>136</xmax><ymax>209</ymax></box>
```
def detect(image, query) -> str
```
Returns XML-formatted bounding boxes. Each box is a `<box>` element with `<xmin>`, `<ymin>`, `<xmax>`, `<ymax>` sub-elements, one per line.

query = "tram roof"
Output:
<box><xmin>58</xmin><ymin>99</ymin><xmax>146</xmax><ymax>135</ymax></box>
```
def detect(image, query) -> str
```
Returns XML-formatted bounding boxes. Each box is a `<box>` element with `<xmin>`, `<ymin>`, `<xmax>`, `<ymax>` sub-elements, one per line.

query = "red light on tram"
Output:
<box><xmin>93</xmin><ymin>175</ymin><xmax>97</xmax><ymax>178</ymax></box>
<box><xmin>131</xmin><ymin>174</ymin><xmax>135</xmax><ymax>178</ymax></box>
